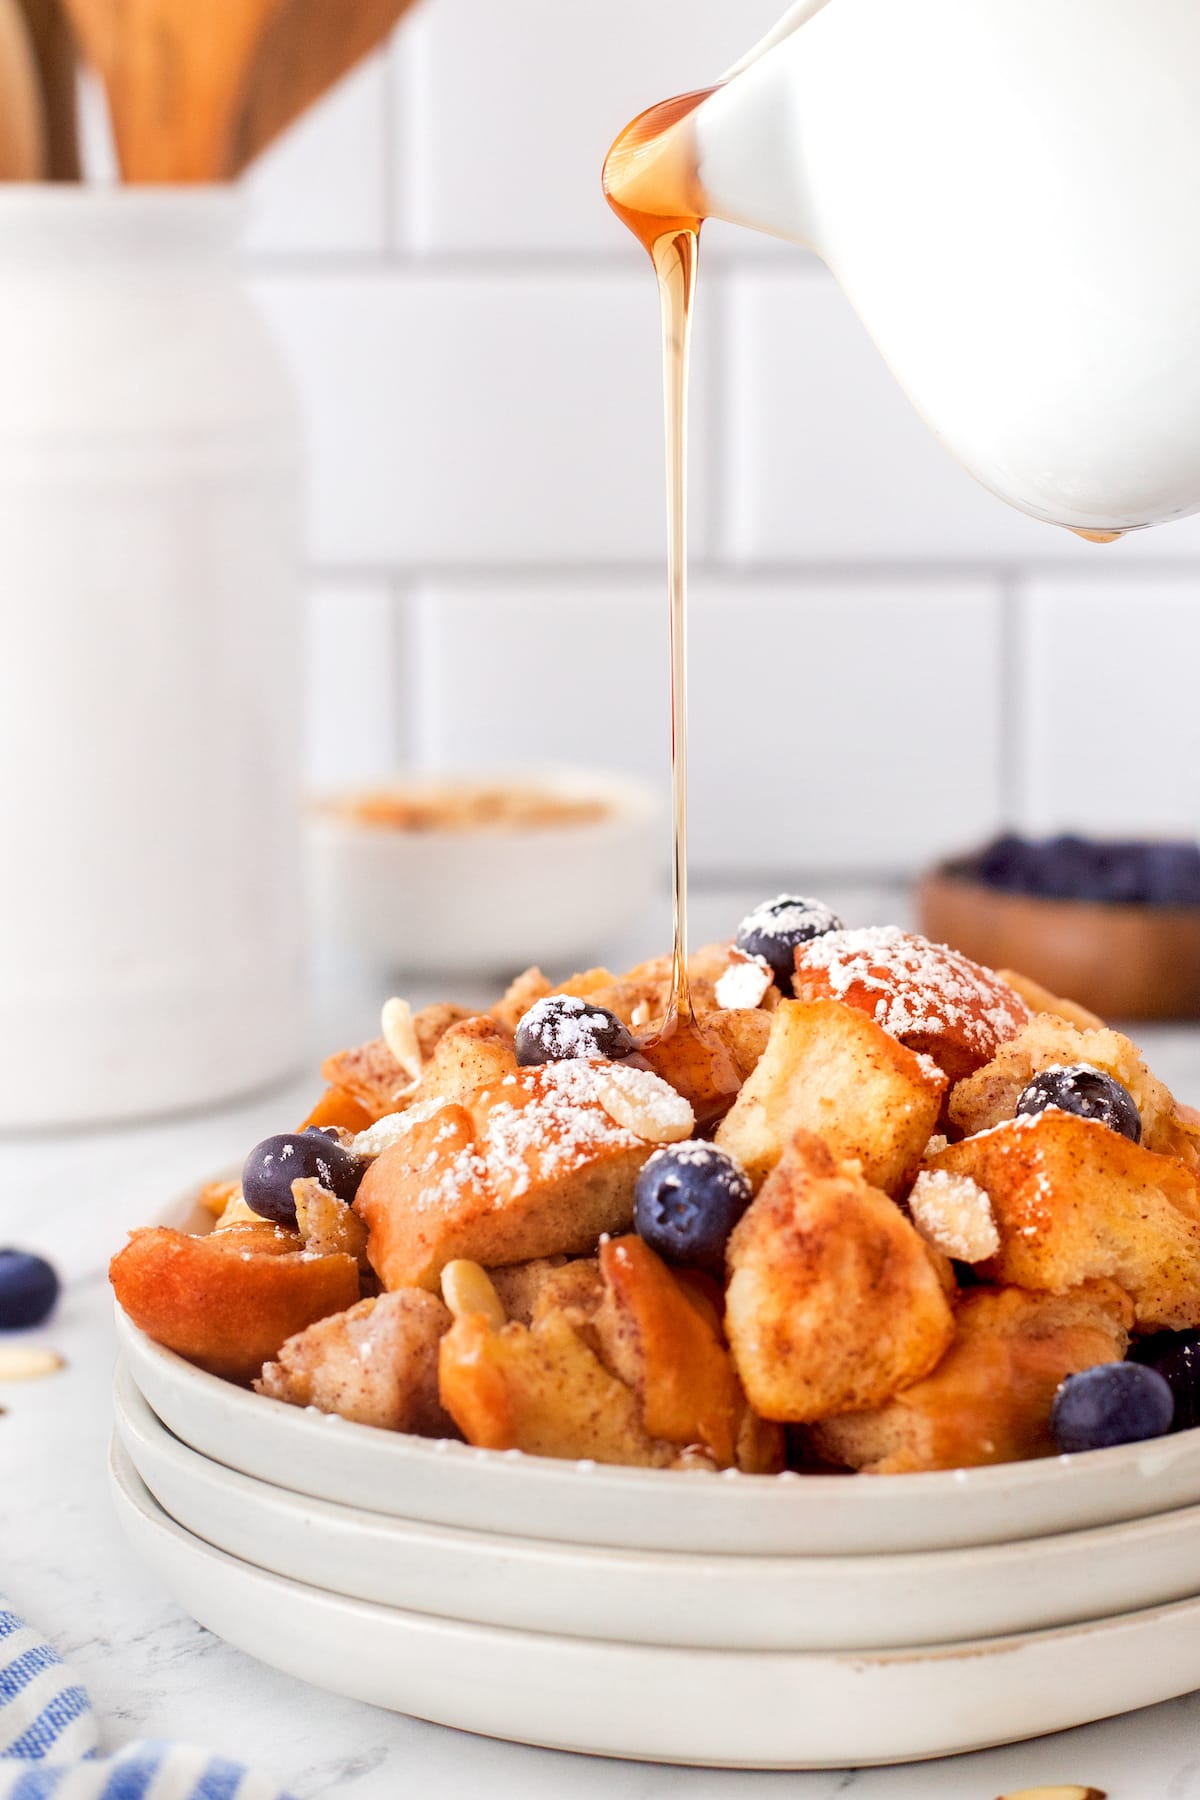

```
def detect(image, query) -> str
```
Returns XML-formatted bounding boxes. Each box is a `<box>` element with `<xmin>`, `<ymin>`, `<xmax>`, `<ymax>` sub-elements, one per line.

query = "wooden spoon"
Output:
<box><xmin>0</xmin><ymin>0</ymin><xmax>46</xmax><ymax>178</ymax></box>
<box><xmin>61</xmin><ymin>0</ymin><xmax>286</xmax><ymax>181</ymax></box>
<box><xmin>228</xmin><ymin>0</ymin><xmax>423</xmax><ymax>176</ymax></box>
<box><xmin>15</xmin><ymin>0</ymin><xmax>79</xmax><ymax>178</ymax></box>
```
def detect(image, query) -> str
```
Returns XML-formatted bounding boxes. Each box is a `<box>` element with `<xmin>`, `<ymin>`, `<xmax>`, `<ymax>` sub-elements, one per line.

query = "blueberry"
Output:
<box><xmin>1129</xmin><ymin>1330</ymin><xmax>1200</xmax><ymax>1432</ymax></box>
<box><xmin>514</xmin><ymin>995</ymin><xmax>637</xmax><ymax>1067</ymax></box>
<box><xmin>0</xmin><ymin>1250</ymin><xmax>60</xmax><ymax>1330</ymax></box>
<box><xmin>1052</xmin><ymin>1362</ymin><xmax>1174</xmax><ymax>1454</ymax></box>
<box><xmin>242</xmin><ymin>1132</ymin><xmax>366</xmax><ymax>1230</ymax></box>
<box><xmin>735</xmin><ymin>895</ymin><xmax>844</xmax><ymax>995</ymax></box>
<box><xmin>633</xmin><ymin>1142</ymin><xmax>753</xmax><ymax>1275</ymax></box>
<box><xmin>1015</xmin><ymin>1064</ymin><xmax>1142</xmax><ymax>1143</ymax></box>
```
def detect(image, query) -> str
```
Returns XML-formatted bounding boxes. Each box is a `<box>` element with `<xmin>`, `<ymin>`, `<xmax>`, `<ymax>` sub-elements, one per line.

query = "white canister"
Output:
<box><xmin>0</xmin><ymin>187</ymin><xmax>304</xmax><ymax>1128</ymax></box>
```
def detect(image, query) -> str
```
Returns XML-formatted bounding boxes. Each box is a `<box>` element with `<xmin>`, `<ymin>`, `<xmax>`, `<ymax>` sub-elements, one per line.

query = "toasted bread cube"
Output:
<box><xmin>948</xmin><ymin>1013</ymin><xmax>1200</xmax><ymax>1169</ymax></box>
<box><xmin>792</xmin><ymin>927</ymin><xmax>1029</xmax><ymax>1082</ymax></box>
<box><xmin>110</xmin><ymin>1227</ymin><xmax>360</xmax><ymax>1383</ymax></box>
<box><xmin>356</xmin><ymin>1063</ymin><xmax>654</xmax><ymax>1292</ymax></box>
<box><xmin>490</xmin><ymin>968</ymin><xmax>551</xmax><ymax>1035</ymax></box>
<box><xmin>810</xmin><ymin>1282</ymin><xmax>1133</xmax><ymax>1473</ymax></box>
<box><xmin>931</xmin><ymin>1111</ymin><xmax>1200</xmax><ymax>1330</ymax></box>
<box><xmin>725</xmin><ymin>1134</ymin><xmax>955</xmax><ymax>1423</ymax></box>
<box><xmin>419</xmin><ymin>1015</ymin><xmax>519</xmax><ymax>1108</ymax></box>
<box><xmin>257</xmin><ymin>1290</ymin><xmax>454</xmax><ymax>1434</ymax></box>
<box><xmin>592</xmin><ymin>1236</ymin><xmax>744</xmax><ymax>1468</ymax></box>
<box><xmin>438</xmin><ymin>1307</ymin><xmax>676</xmax><ymax>1466</ymax></box>
<box><xmin>320</xmin><ymin>1037</ymin><xmax>413</xmax><ymax>1122</ymax></box>
<box><xmin>714</xmin><ymin>999</ymin><xmax>945</xmax><ymax>1195</ymax></box>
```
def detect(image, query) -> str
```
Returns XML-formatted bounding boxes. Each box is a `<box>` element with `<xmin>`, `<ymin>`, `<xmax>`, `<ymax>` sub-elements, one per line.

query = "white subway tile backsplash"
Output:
<box><xmin>1017</xmin><ymin>574</ymin><xmax>1200</xmax><ymax>837</ymax></box>
<box><xmin>722</xmin><ymin>269</ymin><xmax>1200</xmax><ymax>566</ymax></box>
<box><xmin>253</xmin><ymin>271</ymin><xmax>712</xmax><ymax>568</ymax></box>
<box><xmin>414</xmin><ymin>574</ymin><xmax>1004</xmax><ymax>875</ymax></box>
<box><xmin>244</xmin><ymin>57</ymin><xmax>390</xmax><ymax>257</ymax></box>
<box><xmin>398</xmin><ymin>0</ymin><xmax>782</xmax><ymax>256</ymax></box>
<box><xmin>413</xmin><ymin>577</ymin><xmax>668</xmax><ymax>785</ymax></box>
<box><xmin>305</xmin><ymin>579</ymin><xmax>407</xmax><ymax>788</ymax></box>
<box><xmin>687</xmin><ymin>577</ymin><xmax>1004</xmax><ymax>872</ymax></box>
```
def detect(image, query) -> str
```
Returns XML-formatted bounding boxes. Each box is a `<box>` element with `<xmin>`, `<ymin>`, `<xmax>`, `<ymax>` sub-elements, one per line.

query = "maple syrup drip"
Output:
<box><xmin>1073</xmin><ymin>527</ymin><xmax>1125</xmax><ymax>544</ymax></box>
<box><xmin>605</xmin><ymin>89</ymin><xmax>712</xmax><ymax>1030</ymax></box>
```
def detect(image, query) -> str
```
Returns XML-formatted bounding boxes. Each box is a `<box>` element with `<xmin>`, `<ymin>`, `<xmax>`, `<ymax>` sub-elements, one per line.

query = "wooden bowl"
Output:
<box><xmin>918</xmin><ymin>869</ymin><xmax>1200</xmax><ymax>1020</ymax></box>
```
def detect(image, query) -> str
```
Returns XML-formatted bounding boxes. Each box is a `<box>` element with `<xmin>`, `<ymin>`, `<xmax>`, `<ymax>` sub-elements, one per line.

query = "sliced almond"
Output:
<box><xmin>592</xmin><ymin>1062</ymin><xmax>694</xmax><ymax>1144</ymax></box>
<box><xmin>441</xmin><ymin>1259</ymin><xmax>507</xmax><ymax>1331</ymax></box>
<box><xmin>997</xmin><ymin>1787</ymin><xmax>1106</xmax><ymax>1800</ymax></box>
<box><xmin>381</xmin><ymin>996</ymin><xmax>423</xmax><ymax>1095</ymax></box>
<box><xmin>0</xmin><ymin>1346</ymin><xmax>64</xmax><ymax>1382</ymax></box>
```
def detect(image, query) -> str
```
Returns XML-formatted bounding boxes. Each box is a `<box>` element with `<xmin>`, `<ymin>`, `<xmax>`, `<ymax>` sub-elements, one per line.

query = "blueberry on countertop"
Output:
<box><xmin>242</xmin><ymin>1131</ymin><xmax>366</xmax><ymax>1230</ymax></box>
<box><xmin>514</xmin><ymin>995</ymin><xmax>637</xmax><ymax>1067</ymax></box>
<box><xmin>735</xmin><ymin>895</ymin><xmax>844</xmax><ymax>995</ymax></box>
<box><xmin>634</xmin><ymin>1142</ymin><xmax>753</xmax><ymax>1275</ymax></box>
<box><xmin>1052</xmin><ymin>1362</ymin><xmax>1175</xmax><ymax>1454</ymax></box>
<box><xmin>1130</xmin><ymin>1329</ymin><xmax>1200</xmax><ymax>1433</ymax></box>
<box><xmin>0</xmin><ymin>1250</ymin><xmax>60</xmax><ymax>1330</ymax></box>
<box><xmin>1015</xmin><ymin>1064</ymin><xmax>1142</xmax><ymax>1143</ymax></box>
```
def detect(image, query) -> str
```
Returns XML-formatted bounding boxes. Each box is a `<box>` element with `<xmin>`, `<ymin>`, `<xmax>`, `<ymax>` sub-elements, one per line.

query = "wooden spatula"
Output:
<box><xmin>0</xmin><ymin>0</ymin><xmax>46</xmax><ymax>179</ymax></box>
<box><xmin>228</xmin><ymin>0</ymin><xmax>422</xmax><ymax>176</ymax></box>
<box><xmin>15</xmin><ymin>0</ymin><xmax>79</xmax><ymax>178</ymax></box>
<box><xmin>61</xmin><ymin>0</ymin><xmax>286</xmax><ymax>180</ymax></box>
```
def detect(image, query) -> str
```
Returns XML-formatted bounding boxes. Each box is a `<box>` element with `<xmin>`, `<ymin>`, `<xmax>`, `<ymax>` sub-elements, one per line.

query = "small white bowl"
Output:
<box><xmin>110</xmin><ymin>1437</ymin><xmax>1200</xmax><ymax>1769</ymax></box>
<box><xmin>307</xmin><ymin>768</ymin><xmax>660</xmax><ymax>977</ymax></box>
<box><xmin>114</xmin><ymin>1363</ymin><xmax>1200</xmax><ymax>1652</ymax></box>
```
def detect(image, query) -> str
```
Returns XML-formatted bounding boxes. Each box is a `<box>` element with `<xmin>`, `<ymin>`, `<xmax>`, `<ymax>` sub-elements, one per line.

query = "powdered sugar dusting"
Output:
<box><xmin>517</xmin><ymin>994</ymin><xmax>627</xmax><ymax>1060</ymax></box>
<box><xmin>909</xmin><ymin>1168</ymin><xmax>1000</xmax><ymax>1263</ymax></box>
<box><xmin>715</xmin><ymin>951</ymin><xmax>773</xmax><ymax>1011</ymax></box>
<box><xmin>482</xmin><ymin>1061</ymin><xmax>643</xmax><ymax>1199</ymax></box>
<box><xmin>591</xmin><ymin>1061</ymin><xmax>694</xmax><ymax>1143</ymax></box>
<box><xmin>795</xmin><ymin>926</ymin><xmax>1028</xmax><ymax>1054</ymax></box>
<box><xmin>352</xmin><ymin>1097</ymin><xmax>450</xmax><ymax>1158</ymax></box>
<box><xmin>737</xmin><ymin>895</ymin><xmax>842</xmax><ymax>944</ymax></box>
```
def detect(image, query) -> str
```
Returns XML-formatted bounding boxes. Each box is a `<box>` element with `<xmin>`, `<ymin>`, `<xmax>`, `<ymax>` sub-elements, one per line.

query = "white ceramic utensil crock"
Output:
<box><xmin>635</xmin><ymin>0</ymin><xmax>1200</xmax><ymax>536</ymax></box>
<box><xmin>0</xmin><ymin>188</ymin><xmax>303</xmax><ymax>1126</ymax></box>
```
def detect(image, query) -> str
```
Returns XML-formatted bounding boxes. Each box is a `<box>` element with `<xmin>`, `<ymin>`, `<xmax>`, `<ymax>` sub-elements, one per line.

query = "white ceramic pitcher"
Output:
<box><xmin>645</xmin><ymin>0</ymin><xmax>1200</xmax><ymax>535</ymax></box>
<box><xmin>0</xmin><ymin>189</ymin><xmax>303</xmax><ymax>1128</ymax></box>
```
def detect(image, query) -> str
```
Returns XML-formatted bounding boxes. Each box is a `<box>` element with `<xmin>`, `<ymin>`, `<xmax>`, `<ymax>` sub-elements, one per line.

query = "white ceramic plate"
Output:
<box><xmin>109</xmin><ymin>1436</ymin><xmax>1200</xmax><ymax>1770</ymax></box>
<box><xmin>117</xmin><ymin>1293</ymin><xmax>1200</xmax><ymax>1556</ymax></box>
<box><xmin>114</xmin><ymin>1361</ymin><xmax>1200</xmax><ymax>1651</ymax></box>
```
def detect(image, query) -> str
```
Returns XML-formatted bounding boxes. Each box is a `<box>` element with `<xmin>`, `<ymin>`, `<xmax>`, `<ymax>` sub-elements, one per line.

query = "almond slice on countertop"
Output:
<box><xmin>0</xmin><ymin>1346</ymin><xmax>64</xmax><ymax>1382</ymax></box>
<box><xmin>591</xmin><ymin>1062</ymin><xmax>694</xmax><ymax>1144</ymax></box>
<box><xmin>997</xmin><ymin>1786</ymin><xmax>1106</xmax><ymax>1800</ymax></box>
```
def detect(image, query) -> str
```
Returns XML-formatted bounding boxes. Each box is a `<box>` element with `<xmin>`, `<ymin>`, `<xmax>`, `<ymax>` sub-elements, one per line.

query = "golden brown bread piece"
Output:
<box><xmin>257</xmin><ymin>1290</ymin><xmax>454</xmax><ymax>1434</ymax></box>
<box><xmin>948</xmin><ymin>1013</ymin><xmax>1200</xmax><ymax>1169</ymax></box>
<box><xmin>810</xmin><ymin>1281</ymin><xmax>1133</xmax><ymax>1473</ymax></box>
<box><xmin>792</xmin><ymin>927</ymin><xmax>1029</xmax><ymax>1081</ymax></box>
<box><xmin>724</xmin><ymin>1134</ymin><xmax>955</xmax><ymax>1423</ymax></box>
<box><xmin>110</xmin><ymin>1227</ymin><xmax>360</xmax><ymax>1383</ymax></box>
<box><xmin>437</xmin><ymin>1233</ymin><xmax>782</xmax><ymax>1470</ymax></box>
<box><xmin>356</xmin><ymin>1061</ymin><xmax>659</xmax><ymax>1292</ymax></box>
<box><xmin>591</xmin><ymin>1236</ymin><xmax>757</xmax><ymax>1470</ymax></box>
<box><xmin>714</xmin><ymin>999</ymin><xmax>945</xmax><ymax>1195</ymax></box>
<box><xmin>438</xmin><ymin>1306</ymin><xmax>678</xmax><ymax>1466</ymax></box>
<box><xmin>487</xmin><ymin>1256</ymin><xmax>572</xmax><ymax>1325</ymax></box>
<box><xmin>931</xmin><ymin>1111</ymin><xmax>1200</xmax><ymax>1329</ymax></box>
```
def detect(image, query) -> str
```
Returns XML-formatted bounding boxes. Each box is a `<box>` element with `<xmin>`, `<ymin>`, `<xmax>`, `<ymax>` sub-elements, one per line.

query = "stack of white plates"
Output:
<box><xmin>111</xmin><ymin>1200</ymin><xmax>1200</xmax><ymax>1768</ymax></box>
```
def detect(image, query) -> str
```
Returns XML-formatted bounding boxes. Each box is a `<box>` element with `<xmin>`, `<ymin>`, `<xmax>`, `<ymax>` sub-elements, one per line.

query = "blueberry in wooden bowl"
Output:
<box><xmin>918</xmin><ymin>834</ymin><xmax>1200</xmax><ymax>1020</ymax></box>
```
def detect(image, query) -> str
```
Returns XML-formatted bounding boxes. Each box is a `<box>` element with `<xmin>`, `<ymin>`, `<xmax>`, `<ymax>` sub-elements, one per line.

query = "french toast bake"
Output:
<box><xmin>111</xmin><ymin>903</ymin><xmax>1200</xmax><ymax>1474</ymax></box>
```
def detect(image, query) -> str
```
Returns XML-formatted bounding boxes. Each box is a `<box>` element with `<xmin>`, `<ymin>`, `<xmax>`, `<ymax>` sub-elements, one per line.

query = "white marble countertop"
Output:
<box><xmin>6</xmin><ymin>887</ymin><xmax>1200</xmax><ymax>1799</ymax></box>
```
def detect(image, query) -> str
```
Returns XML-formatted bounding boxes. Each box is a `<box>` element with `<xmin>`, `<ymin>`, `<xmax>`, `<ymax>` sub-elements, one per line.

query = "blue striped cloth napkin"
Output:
<box><xmin>0</xmin><ymin>1603</ymin><xmax>296</xmax><ymax>1800</ymax></box>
